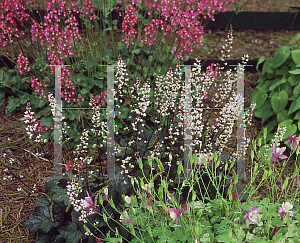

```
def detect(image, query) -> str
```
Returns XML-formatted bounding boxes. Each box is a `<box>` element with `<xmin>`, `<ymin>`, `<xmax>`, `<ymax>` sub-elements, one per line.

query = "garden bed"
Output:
<box><xmin>1</xmin><ymin>0</ymin><xmax>300</xmax><ymax>242</ymax></box>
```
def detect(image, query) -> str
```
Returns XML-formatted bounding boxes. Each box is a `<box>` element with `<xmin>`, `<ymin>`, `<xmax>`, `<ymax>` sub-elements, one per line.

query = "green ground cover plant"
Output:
<box><xmin>1</xmin><ymin>0</ymin><xmax>300</xmax><ymax>242</ymax></box>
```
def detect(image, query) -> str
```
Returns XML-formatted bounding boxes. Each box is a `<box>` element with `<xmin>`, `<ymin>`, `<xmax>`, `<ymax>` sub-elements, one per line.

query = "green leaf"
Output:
<box><xmin>268</xmin><ymin>76</ymin><xmax>287</xmax><ymax>91</ymax></box>
<box><xmin>35</xmin><ymin>197</ymin><xmax>51</xmax><ymax>207</ymax></box>
<box><xmin>51</xmin><ymin>188</ymin><xmax>70</xmax><ymax>206</ymax></box>
<box><xmin>294</xmin><ymin>111</ymin><xmax>300</xmax><ymax>120</ymax></box>
<box><xmin>260</xmin><ymin>197</ymin><xmax>270</xmax><ymax>206</ymax></box>
<box><xmin>291</xmin><ymin>49</ymin><xmax>300</xmax><ymax>66</ymax></box>
<box><xmin>272</xmin><ymin>46</ymin><xmax>291</xmax><ymax>68</ymax></box>
<box><xmin>288</xmin><ymin>97</ymin><xmax>300</xmax><ymax>115</ymax></box>
<box><xmin>215</xmin><ymin>233</ymin><xmax>231</xmax><ymax>243</ymax></box>
<box><xmin>117</xmin><ymin>41</ymin><xmax>124</xmax><ymax>50</ymax></box>
<box><xmin>289</xmin><ymin>33</ymin><xmax>300</xmax><ymax>45</ymax></box>
<box><xmin>23</xmin><ymin>211</ymin><xmax>49</xmax><ymax>233</ymax></box>
<box><xmin>39</xmin><ymin>116</ymin><xmax>53</xmax><ymax>128</ymax></box>
<box><xmin>288</xmin><ymin>74</ymin><xmax>299</xmax><ymax>86</ymax></box>
<box><xmin>282</xmin><ymin>176</ymin><xmax>290</xmax><ymax>191</ymax></box>
<box><xmin>64</xmin><ymin>109</ymin><xmax>76</xmax><ymax>121</ymax></box>
<box><xmin>250</xmin><ymin>89</ymin><xmax>268</xmax><ymax>109</ymax></box>
<box><xmin>64</xmin><ymin>222</ymin><xmax>83</xmax><ymax>243</ymax></box>
<box><xmin>6</xmin><ymin>96</ymin><xmax>20</xmax><ymax>113</ymax></box>
<box><xmin>277</xmin><ymin>109</ymin><xmax>291</xmax><ymax>123</ymax></box>
<box><xmin>235</xmin><ymin>6</ymin><xmax>243</xmax><ymax>15</ymax></box>
<box><xmin>289</xmin><ymin>69</ymin><xmax>300</xmax><ymax>74</ymax></box>
<box><xmin>293</xmin><ymin>82</ymin><xmax>300</xmax><ymax>97</ymax></box>
<box><xmin>81</xmin><ymin>87</ymin><xmax>90</xmax><ymax>95</ymax></box>
<box><xmin>39</xmin><ymin>219</ymin><xmax>57</xmax><ymax>233</ymax></box>
<box><xmin>271</xmin><ymin>90</ymin><xmax>288</xmax><ymax>114</ymax></box>
<box><xmin>279</xmin><ymin>81</ymin><xmax>293</xmax><ymax>97</ymax></box>
<box><xmin>298</xmin><ymin>120</ymin><xmax>300</xmax><ymax>131</ymax></box>
<box><xmin>134</xmin><ymin>49</ymin><xmax>141</xmax><ymax>54</ymax></box>
<box><xmin>256</xmin><ymin>56</ymin><xmax>265</xmax><ymax>71</ymax></box>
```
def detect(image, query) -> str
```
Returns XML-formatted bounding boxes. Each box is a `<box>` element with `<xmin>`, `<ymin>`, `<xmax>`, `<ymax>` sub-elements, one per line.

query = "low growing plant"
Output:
<box><xmin>81</xmin><ymin>132</ymin><xmax>300</xmax><ymax>242</ymax></box>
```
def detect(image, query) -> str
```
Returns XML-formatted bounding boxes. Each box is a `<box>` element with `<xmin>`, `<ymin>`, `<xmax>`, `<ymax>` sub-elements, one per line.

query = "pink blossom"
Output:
<box><xmin>144</xmin><ymin>196</ymin><xmax>153</xmax><ymax>213</ymax></box>
<box><xmin>197</xmin><ymin>153</ymin><xmax>212</xmax><ymax>166</ymax></box>
<box><xmin>120</xmin><ymin>211</ymin><xmax>134</xmax><ymax>225</ymax></box>
<box><xmin>65</xmin><ymin>161</ymin><xmax>72</xmax><ymax>173</ymax></box>
<box><xmin>243</xmin><ymin>206</ymin><xmax>262</xmax><ymax>228</ymax></box>
<box><xmin>84</xmin><ymin>191</ymin><xmax>99</xmax><ymax>214</ymax></box>
<box><xmin>284</xmin><ymin>134</ymin><xmax>298</xmax><ymax>150</ymax></box>
<box><xmin>166</xmin><ymin>203</ymin><xmax>187</xmax><ymax>225</ymax></box>
<box><xmin>278</xmin><ymin>202</ymin><xmax>293</xmax><ymax>220</ymax></box>
<box><xmin>272</xmin><ymin>143</ymin><xmax>288</xmax><ymax>163</ymax></box>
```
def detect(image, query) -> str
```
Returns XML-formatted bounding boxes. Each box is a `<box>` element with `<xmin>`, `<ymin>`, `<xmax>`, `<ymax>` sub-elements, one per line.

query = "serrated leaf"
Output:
<box><xmin>36</xmin><ymin>232</ymin><xmax>56</xmax><ymax>243</ymax></box>
<box><xmin>6</xmin><ymin>96</ymin><xmax>20</xmax><ymax>113</ymax></box>
<box><xmin>39</xmin><ymin>219</ymin><xmax>58</xmax><ymax>233</ymax></box>
<box><xmin>52</xmin><ymin>188</ymin><xmax>70</xmax><ymax>206</ymax></box>
<box><xmin>23</xmin><ymin>214</ymin><xmax>48</xmax><ymax>234</ymax></box>
<box><xmin>39</xmin><ymin>116</ymin><xmax>53</xmax><ymax>128</ymax></box>
<box><xmin>64</xmin><ymin>222</ymin><xmax>83</xmax><ymax>243</ymax></box>
<box><xmin>35</xmin><ymin>196</ymin><xmax>51</xmax><ymax>207</ymax></box>
<box><xmin>56</xmin><ymin>224</ymin><xmax>70</xmax><ymax>242</ymax></box>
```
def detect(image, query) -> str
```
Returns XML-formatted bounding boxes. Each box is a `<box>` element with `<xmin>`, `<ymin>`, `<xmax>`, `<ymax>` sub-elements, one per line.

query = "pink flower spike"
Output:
<box><xmin>243</xmin><ymin>206</ymin><xmax>262</xmax><ymax>228</ymax></box>
<box><xmin>272</xmin><ymin>143</ymin><xmax>288</xmax><ymax>163</ymax></box>
<box><xmin>97</xmin><ymin>238</ymin><xmax>102</xmax><ymax>243</ymax></box>
<box><xmin>166</xmin><ymin>204</ymin><xmax>187</xmax><ymax>225</ymax></box>
<box><xmin>284</xmin><ymin>134</ymin><xmax>298</xmax><ymax>150</ymax></box>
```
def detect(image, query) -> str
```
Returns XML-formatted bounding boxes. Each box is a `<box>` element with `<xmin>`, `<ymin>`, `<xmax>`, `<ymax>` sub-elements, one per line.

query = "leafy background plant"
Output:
<box><xmin>250</xmin><ymin>33</ymin><xmax>300</xmax><ymax>166</ymax></box>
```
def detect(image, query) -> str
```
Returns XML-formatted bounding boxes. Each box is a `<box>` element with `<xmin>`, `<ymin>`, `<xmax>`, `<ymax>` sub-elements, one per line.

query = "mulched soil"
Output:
<box><xmin>1</xmin><ymin>0</ymin><xmax>300</xmax><ymax>242</ymax></box>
